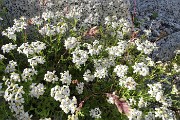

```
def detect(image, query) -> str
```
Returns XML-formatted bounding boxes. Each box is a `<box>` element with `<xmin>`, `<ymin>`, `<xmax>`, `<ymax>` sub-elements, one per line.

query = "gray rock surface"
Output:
<box><xmin>152</xmin><ymin>31</ymin><xmax>180</xmax><ymax>61</ymax></box>
<box><xmin>130</xmin><ymin>0</ymin><xmax>180</xmax><ymax>61</ymax></box>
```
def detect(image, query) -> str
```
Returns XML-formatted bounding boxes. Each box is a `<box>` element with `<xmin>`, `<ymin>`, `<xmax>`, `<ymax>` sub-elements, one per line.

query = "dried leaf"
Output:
<box><xmin>106</xmin><ymin>93</ymin><xmax>130</xmax><ymax>116</ymax></box>
<box><xmin>83</xmin><ymin>26</ymin><xmax>99</xmax><ymax>38</ymax></box>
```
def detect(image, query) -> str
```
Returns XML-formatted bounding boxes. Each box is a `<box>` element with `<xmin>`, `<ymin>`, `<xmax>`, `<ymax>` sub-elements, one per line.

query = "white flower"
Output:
<box><xmin>0</xmin><ymin>54</ymin><xmax>6</xmax><ymax>60</ymax></box>
<box><xmin>44</xmin><ymin>71</ymin><xmax>58</xmax><ymax>83</ymax></box>
<box><xmin>60</xmin><ymin>71</ymin><xmax>72</xmax><ymax>85</ymax></box>
<box><xmin>71</xmin><ymin>47</ymin><xmax>89</xmax><ymax>67</ymax></box>
<box><xmin>136</xmin><ymin>40</ymin><xmax>157</xmax><ymax>55</ymax></box>
<box><xmin>138</xmin><ymin>97</ymin><xmax>147</xmax><ymax>108</ymax></box>
<box><xmin>10</xmin><ymin>72</ymin><xmax>21</xmax><ymax>82</ymax></box>
<box><xmin>28</xmin><ymin>56</ymin><xmax>45</xmax><ymax>68</ymax></box>
<box><xmin>17</xmin><ymin>43</ymin><xmax>34</xmax><ymax>57</ymax></box>
<box><xmin>64</xmin><ymin>37</ymin><xmax>79</xmax><ymax>50</ymax></box>
<box><xmin>83</xmin><ymin>69</ymin><xmax>95</xmax><ymax>82</ymax></box>
<box><xmin>173</xmin><ymin>63</ymin><xmax>180</xmax><ymax>73</ymax></box>
<box><xmin>124</xmin><ymin>77</ymin><xmax>137</xmax><ymax>90</ymax></box>
<box><xmin>51</xmin><ymin>85</ymin><xmax>70</xmax><ymax>102</ymax></box>
<box><xmin>128</xmin><ymin>108</ymin><xmax>142</xmax><ymax>120</ymax></box>
<box><xmin>76</xmin><ymin>82</ymin><xmax>84</xmax><ymax>94</ymax></box>
<box><xmin>30</xmin><ymin>41</ymin><xmax>46</xmax><ymax>54</ymax></box>
<box><xmin>155</xmin><ymin>91</ymin><xmax>164</xmax><ymax>101</ymax></box>
<box><xmin>94</xmin><ymin>57</ymin><xmax>115</xmax><ymax>69</ymax></box>
<box><xmin>5</xmin><ymin>60</ymin><xmax>17</xmax><ymax>73</ymax></box>
<box><xmin>21</xmin><ymin>68</ymin><xmax>37</xmax><ymax>82</ymax></box>
<box><xmin>94</xmin><ymin>66</ymin><xmax>108</xmax><ymax>79</ymax></box>
<box><xmin>83</xmin><ymin>40</ymin><xmax>102</xmax><ymax>56</ymax></box>
<box><xmin>155</xmin><ymin>107</ymin><xmax>176</xmax><ymax>120</ymax></box>
<box><xmin>60</xmin><ymin>96</ymin><xmax>77</xmax><ymax>114</ymax></box>
<box><xmin>145</xmin><ymin>112</ymin><xmax>155</xmax><ymax>120</ymax></box>
<box><xmin>39</xmin><ymin>24</ymin><xmax>56</xmax><ymax>36</ymax></box>
<box><xmin>29</xmin><ymin>83</ymin><xmax>46</xmax><ymax>98</ymax></box>
<box><xmin>1</xmin><ymin>43</ymin><xmax>17</xmax><ymax>53</ymax></box>
<box><xmin>89</xmin><ymin>108</ymin><xmax>102</xmax><ymax>119</ymax></box>
<box><xmin>68</xmin><ymin>114</ymin><xmax>78</xmax><ymax>120</ymax></box>
<box><xmin>147</xmin><ymin>82</ymin><xmax>163</xmax><ymax>97</ymax></box>
<box><xmin>106</xmin><ymin>40</ymin><xmax>128</xmax><ymax>57</ymax></box>
<box><xmin>2</xmin><ymin>27</ymin><xmax>16</xmax><ymax>40</ymax></box>
<box><xmin>132</xmin><ymin>62</ymin><xmax>149</xmax><ymax>76</ymax></box>
<box><xmin>146</xmin><ymin>57</ymin><xmax>155</xmax><ymax>66</ymax></box>
<box><xmin>31</xmin><ymin>16</ymin><xmax>43</xmax><ymax>26</ymax></box>
<box><xmin>42</xmin><ymin>11</ymin><xmax>54</xmax><ymax>21</ymax></box>
<box><xmin>114</xmin><ymin>65</ymin><xmax>128</xmax><ymax>78</ymax></box>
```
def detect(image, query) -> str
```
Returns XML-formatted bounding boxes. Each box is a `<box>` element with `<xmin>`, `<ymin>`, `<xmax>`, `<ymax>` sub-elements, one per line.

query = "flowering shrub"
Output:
<box><xmin>0</xmin><ymin>9</ymin><xmax>179</xmax><ymax>120</ymax></box>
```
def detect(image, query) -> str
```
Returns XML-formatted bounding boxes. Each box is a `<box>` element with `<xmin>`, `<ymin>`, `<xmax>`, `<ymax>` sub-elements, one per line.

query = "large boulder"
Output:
<box><xmin>130</xmin><ymin>0</ymin><xmax>180</xmax><ymax>61</ymax></box>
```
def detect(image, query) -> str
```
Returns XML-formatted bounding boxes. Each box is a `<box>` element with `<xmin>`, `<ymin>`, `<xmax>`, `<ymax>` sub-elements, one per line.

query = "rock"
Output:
<box><xmin>130</xmin><ymin>0</ymin><xmax>180</xmax><ymax>39</ymax></box>
<box><xmin>152</xmin><ymin>31</ymin><xmax>180</xmax><ymax>61</ymax></box>
<box><xmin>130</xmin><ymin>0</ymin><xmax>180</xmax><ymax>61</ymax></box>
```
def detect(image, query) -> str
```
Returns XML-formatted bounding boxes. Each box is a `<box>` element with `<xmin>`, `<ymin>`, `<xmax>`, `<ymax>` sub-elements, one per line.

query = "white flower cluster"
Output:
<box><xmin>64</xmin><ymin>37</ymin><xmax>79</xmax><ymax>50</ymax></box>
<box><xmin>173</xmin><ymin>63</ymin><xmax>180</xmax><ymax>73</ymax></box>
<box><xmin>51</xmin><ymin>85</ymin><xmax>77</xmax><ymax>114</ymax></box>
<box><xmin>2</xmin><ymin>16</ymin><xmax>27</xmax><ymax>40</ymax></box>
<box><xmin>39</xmin><ymin>24</ymin><xmax>55</xmax><ymax>36</ymax></box>
<box><xmin>71</xmin><ymin>47</ymin><xmax>89</xmax><ymax>67</ymax></box>
<box><xmin>0</xmin><ymin>54</ymin><xmax>6</xmax><ymax>60</ymax></box>
<box><xmin>30</xmin><ymin>16</ymin><xmax>43</xmax><ymax>26</ymax></box>
<box><xmin>60</xmin><ymin>70</ymin><xmax>72</xmax><ymax>85</ymax></box>
<box><xmin>138</xmin><ymin>97</ymin><xmax>147</xmax><ymax>108</ymax></box>
<box><xmin>1</xmin><ymin>43</ymin><xmax>17</xmax><ymax>53</ymax></box>
<box><xmin>89</xmin><ymin>108</ymin><xmax>102</xmax><ymax>119</ymax></box>
<box><xmin>106</xmin><ymin>40</ymin><xmax>128</xmax><ymax>57</ymax></box>
<box><xmin>5</xmin><ymin>60</ymin><xmax>17</xmax><ymax>73</ymax></box>
<box><xmin>44</xmin><ymin>71</ymin><xmax>59</xmax><ymax>83</ymax></box>
<box><xmin>147</xmin><ymin>82</ymin><xmax>164</xmax><ymax>102</ymax></box>
<box><xmin>148</xmin><ymin>82</ymin><xmax>172</xmax><ymax>107</ymax></box>
<box><xmin>28</xmin><ymin>56</ymin><xmax>45</xmax><ymax>68</ymax></box>
<box><xmin>29</xmin><ymin>83</ymin><xmax>46</xmax><ymax>99</ymax></box>
<box><xmin>114</xmin><ymin>64</ymin><xmax>128</xmax><ymax>78</ymax></box>
<box><xmin>83</xmin><ymin>40</ymin><xmax>102</xmax><ymax>56</ymax></box>
<box><xmin>145</xmin><ymin>57</ymin><xmax>155</xmax><ymax>66</ymax></box>
<box><xmin>128</xmin><ymin>108</ymin><xmax>142</xmax><ymax>120</ymax></box>
<box><xmin>119</xmin><ymin>77</ymin><xmax>137</xmax><ymax>90</ymax></box>
<box><xmin>68</xmin><ymin>114</ymin><xmax>78</xmax><ymax>120</ymax></box>
<box><xmin>39</xmin><ymin>22</ymin><xmax>68</xmax><ymax>36</ymax></box>
<box><xmin>132</xmin><ymin>62</ymin><xmax>149</xmax><ymax>76</ymax></box>
<box><xmin>21</xmin><ymin>68</ymin><xmax>37</xmax><ymax>82</ymax></box>
<box><xmin>145</xmin><ymin>112</ymin><xmax>155</xmax><ymax>120</ymax></box>
<box><xmin>60</xmin><ymin>96</ymin><xmax>77</xmax><ymax>114</ymax></box>
<box><xmin>94</xmin><ymin>67</ymin><xmax>108</xmax><ymax>79</ymax></box>
<box><xmin>4</xmin><ymin>83</ymin><xmax>32</xmax><ymax>119</ymax></box>
<box><xmin>76</xmin><ymin>82</ymin><xmax>84</xmax><ymax>94</ymax></box>
<box><xmin>51</xmin><ymin>85</ymin><xmax>70</xmax><ymax>102</ymax></box>
<box><xmin>17</xmin><ymin>41</ymin><xmax>46</xmax><ymax>57</ymax></box>
<box><xmin>42</xmin><ymin>11</ymin><xmax>54</xmax><ymax>21</ymax></box>
<box><xmin>135</xmin><ymin>40</ymin><xmax>157</xmax><ymax>55</ymax></box>
<box><xmin>155</xmin><ymin>107</ymin><xmax>176</xmax><ymax>120</ymax></box>
<box><xmin>104</xmin><ymin>15</ymin><xmax>132</xmax><ymax>33</ymax></box>
<box><xmin>10</xmin><ymin>72</ymin><xmax>21</xmax><ymax>82</ymax></box>
<box><xmin>93</xmin><ymin>57</ymin><xmax>115</xmax><ymax>79</ymax></box>
<box><xmin>83</xmin><ymin>69</ymin><xmax>95</xmax><ymax>82</ymax></box>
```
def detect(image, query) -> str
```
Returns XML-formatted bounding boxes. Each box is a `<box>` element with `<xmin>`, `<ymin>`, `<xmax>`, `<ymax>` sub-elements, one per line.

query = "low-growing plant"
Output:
<box><xmin>0</xmin><ymin>10</ymin><xmax>179</xmax><ymax>120</ymax></box>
